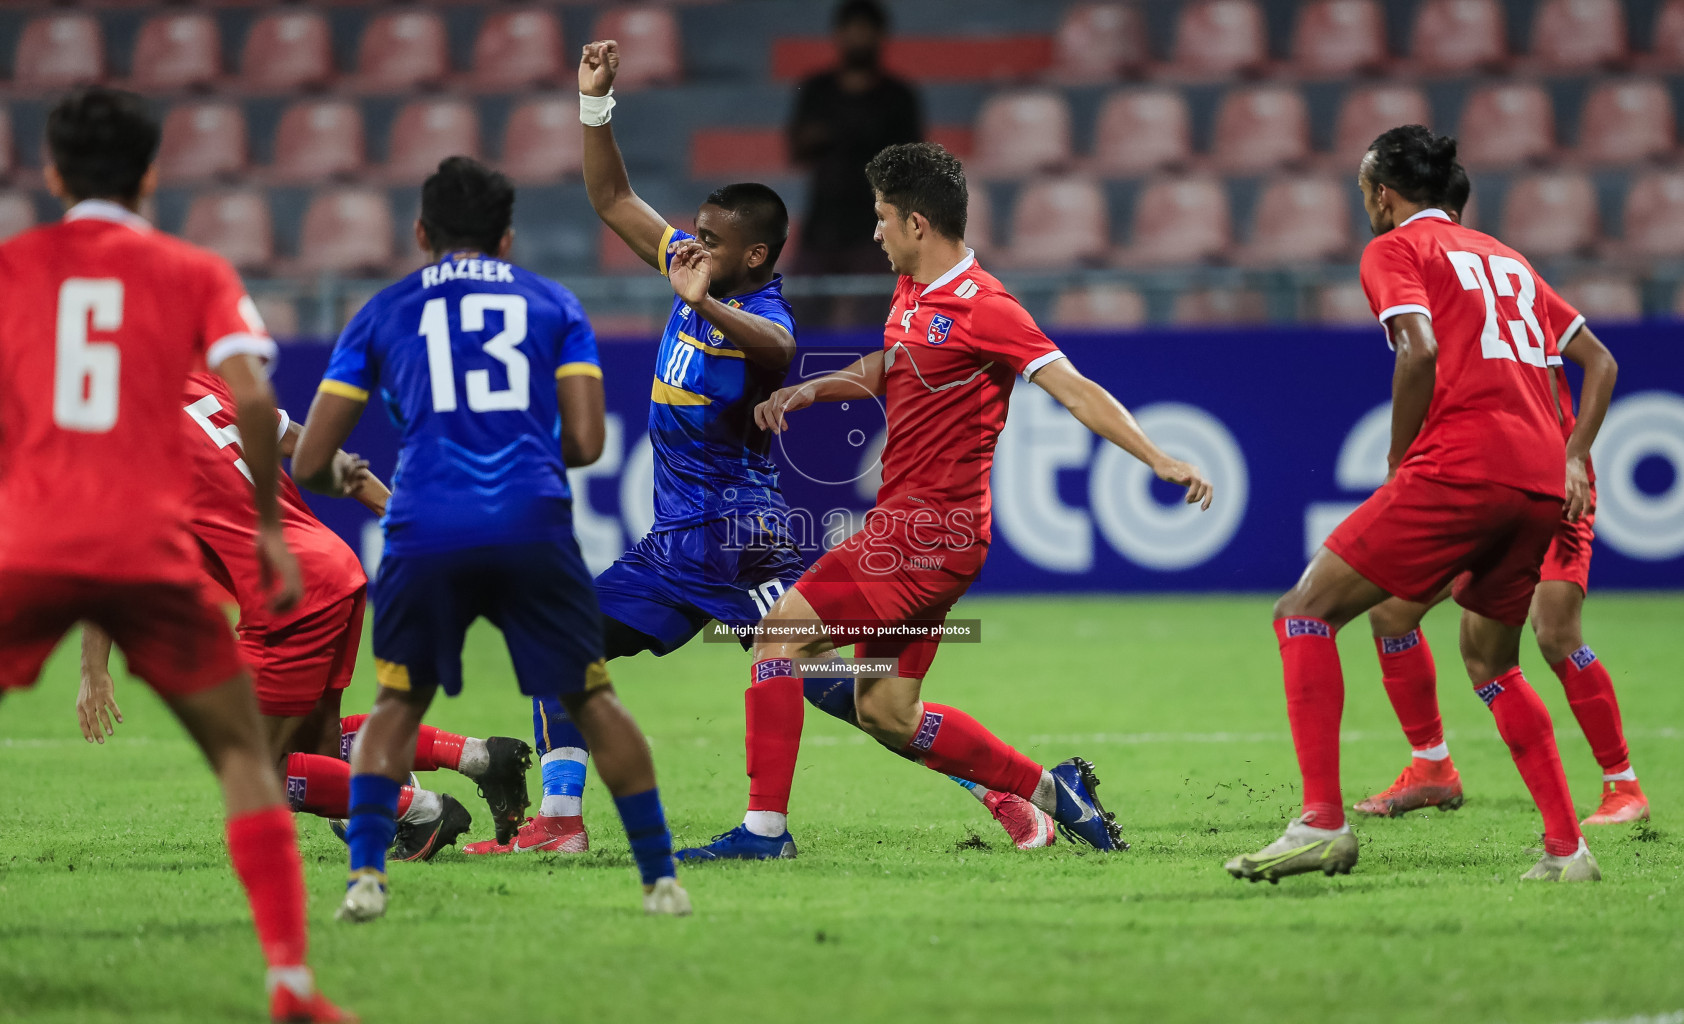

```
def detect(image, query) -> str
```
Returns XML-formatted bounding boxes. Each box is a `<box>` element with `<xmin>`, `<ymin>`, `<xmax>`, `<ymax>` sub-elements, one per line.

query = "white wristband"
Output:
<box><xmin>579</xmin><ymin>90</ymin><xmax>616</xmax><ymax>127</ymax></box>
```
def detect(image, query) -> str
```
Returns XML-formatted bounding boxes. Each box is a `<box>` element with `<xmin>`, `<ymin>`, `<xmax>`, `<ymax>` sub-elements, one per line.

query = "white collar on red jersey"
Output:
<box><xmin>64</xmin><ymin>199</ymin><xmax>151</xmax><ymax>232</ymax></box>
<box><xmin>919</xmin><ymin>249</ymin><xmax>977</xmax><ymax>297</ymax></box>
<box><xmin>1399</xmin><ymin>208</ymin><xmax>1453</xmax><ymax>228</ymax></box>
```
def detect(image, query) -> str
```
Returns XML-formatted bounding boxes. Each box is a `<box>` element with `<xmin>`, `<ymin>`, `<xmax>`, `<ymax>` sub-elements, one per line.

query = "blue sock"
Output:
<box><xmin>346</xmin><ymin>774</ymin><xmax>401</xmax><ymax>886</ymax></box>
<box><xmin>803</xmin><ymin>676</ymin><xmax>857</xmax><ymax>725</ymax></box>
<box><xmin>541</xmin><ymin>753</ymin><xmax>588</xmax><ymax>802</ymax></box>
<box><xmin>532</xmin><ymin>695</ymin><xmax>589</xmax><ymax>756</ymax></box>
<box><xmin>613</xmin><ymin>787</ymin><xmax>675</xmax><ymax>885</ymax></box>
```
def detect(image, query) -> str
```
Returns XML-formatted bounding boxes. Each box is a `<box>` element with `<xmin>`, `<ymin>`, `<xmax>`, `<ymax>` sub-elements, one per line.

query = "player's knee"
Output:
<box><xmin>1368</xmin><ymin>603</ymin><xmax>1421</xmax><ymax>639</ymax></box>
<box><xmin>853</xmin><ymin>692</ymin><xmax>917</xmax><ymax>746</ymax></box>
<box><xmin>1531</xmin><ymin>619</ymin><xmax>1581</xmax><ymax>667</ymax></box>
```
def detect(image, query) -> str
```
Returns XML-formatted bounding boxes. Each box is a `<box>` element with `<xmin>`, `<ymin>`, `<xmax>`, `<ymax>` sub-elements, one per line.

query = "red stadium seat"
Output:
<box><xmin>355</xmin><ymin>11</ymin><xmax>449</xmax><ymax>92</ymax></box>
<box><xmin>1456</xmin><ymin>84</ymin><xmax>1555</xmax><ymax>169</ymax></box>
<box><xmin>1315</xmin><ymin>281</ymin><xmax>1375</xmax><ymax>324</ymax></box>
<box><xmin>1172</xmin><ymin>287</ymin><xmax>1268</xmax><ymax>324</ymax></box>
<box><xmin>1051</xmin><ymin>284</ymin><xmax>1148</xmax><ymax>328</ymax></box>
<box><xmin>470</xmin><ymin>10</ymin><xmax>566</xmax><ymax>91</ymax></box>
<box><xmin>1165</xmin><ymin>0</ymin><xmax>1268</xmax><ymax>78</ymax></box>
<box><xmin>130</xmin><ymin>13</ymin><xmax>221</xmax><ymax>92</ymax></box>
<box><xmin>972</xmin><ymin>91</ymin><xmax>1074</xmax><ymax>178</ymax></box>
<box><xmin>384</xmin><ymin>100</ymin><xmax>481</xmax><ymax>183</ymax></box>
<box><xmin>1410</xmin><ymin>0</ymin><xmax>1507</xmax><ymax>74</ymax></box>
<box><xmin>1290</xmin><ymin>0</ymin><xmax>1388</xmax><ymax>77</ymax></box>
<box><xmin>1619</xmin><ymin>170</ymin><xmax>1684</xmax><ymax>258</ymax></box>
<box><xmin>1331</xmin><ymin>86</ymin><xmax>1433</xmax><ymax>165</ymax></box>
<box><xmin>269</xmin><ymin>101</ymin><xmax>366</xmax><ymax>183</ymax></box>
<box><xmin>1561</xmin><ymin>274</ymin><xmax>1643</xmax><ymax>320</ymax></box>
<box><xmin>14</xmin><ymin>15</ymin><xmax>105</xmax><ymax>90</ymax></box>
<box><xmin>1001</xmin><ymin>177</ymin><xmax>1109</xmax><ymax>269</ymax></box>
<box><xmin>501</xmin><ymin>98</ymin><xmax>583</xmax><ymax>183</ymax></box>
<box><xmin>297</xmin><ymin>189</ymin><xmax>395</xmax><ymax>274</ymax></box>
<box><xmin>0</xmin><ymin>193</ymin><xmax>35</xmax><ymax>243</ymax></box>
<box><xmin>240</xmin><ymin>11</ymin><xmax>334</xmax><ymax>93</ymax></box>
<box><xmin>1239</xmin><ymin>176</ymin><xmax>1351</xmax><ymax>265</ymax></box>
<box><xmin>1092</xmin><ymin>89</ymin><xmax>1192</xmax><ymax>176</ymax></box>
<box><xmin>1530</xmin><ymin>0</ymin><xmax>1627</xmax><ymax>71</ymax></box>
<box><xmin>1651</xmin><ymin>0</ymin><xmax>1684</xmax><ymax>68</ymax></box>
<box><xmin>183</xmin><ymin>191</ymin><xmax>273</xmax><ymax>271</ymax></box>
<box><xmin>1211</xmin><ymin>86</ymin><xmax>1311</xmax><ymax>173</ymax></box>
<box><xmin>1048</xmin><ymin>4</ymin><xmax>1147</xmax><ymax>83</ymax></box>
<box><xmin>590</xmin><ymin>7</ymin><xmax>680</xmax><ymax>90</ymax></box>
<box><xmin>156</xmin><ymin>103</ymin><xmax>247</xmax><ymax>183</ymax></box>
<box><xmin>1116</xmin><ymin>177</ymin><xmax>1231</xmax><ymax>266</ymax></box>
<box><xmin>1500</xmin><ymin>172</ymin><xmax>1598</xmax><ymax>258</ymax></box>
<box><xmin>1576</xmin><ymin>80</ymin><xmax>1675</xmax><ymax>165</ymax></box>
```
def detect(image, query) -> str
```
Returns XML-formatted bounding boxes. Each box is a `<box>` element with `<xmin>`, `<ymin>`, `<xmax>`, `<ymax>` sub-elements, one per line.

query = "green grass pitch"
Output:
<box><xmin>2</xmin><ymin>594</ymin><xmax>1681</xmax><ymax>1024</ymax></box>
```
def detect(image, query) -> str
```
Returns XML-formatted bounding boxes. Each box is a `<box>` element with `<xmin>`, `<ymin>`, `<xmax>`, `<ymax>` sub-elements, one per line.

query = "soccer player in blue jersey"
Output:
<box><xmin>293</xmin><ymin>156</ymin><xmax>691</xmax><ymax>917</ymax></box>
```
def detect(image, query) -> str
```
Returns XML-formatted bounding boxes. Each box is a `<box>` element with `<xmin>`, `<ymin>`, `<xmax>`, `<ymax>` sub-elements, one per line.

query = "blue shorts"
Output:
<box><xmin>595</xmin><ymin>515</ymin><xmax>808</xmax><ymax>655</ymax></box>
<box><xmin>372</xmin><ymin>540</ymin><xmax>605</xmax><ymax>698</ymax></box>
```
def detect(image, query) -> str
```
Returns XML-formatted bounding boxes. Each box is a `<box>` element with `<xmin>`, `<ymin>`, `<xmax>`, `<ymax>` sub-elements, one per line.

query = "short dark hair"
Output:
<box><xmin>704</xmin><ymin>182</ymin><xmax>790</xmax><ymax>265</ymax></box>
<box><xmin>420</xmin><ymin>156</ymin><xmax>515</xmax><ymax>255</ymax></box>
<box><xmin>1441</xmin><ymin>163</ymin><xmax>1471</xmax><ymax>217</ymax></box>
<box><xmin>865</xmin><ymin>143</ymin><xmax>967</xmax><ymax>241</ymax></box>
<box><xmin>1366</xmin><ymin>124</ymin><xmax>1459</xmax><ymax>205</ymax></box>
<box><xmin>47</xmin><ymin>87</ymin><xmax>160</xmax><ymax>203</ymax></box>
<box><xmin>835</xmin><ymin>0</ymin><xmax>889</xmax><ymax>31</ymax></box>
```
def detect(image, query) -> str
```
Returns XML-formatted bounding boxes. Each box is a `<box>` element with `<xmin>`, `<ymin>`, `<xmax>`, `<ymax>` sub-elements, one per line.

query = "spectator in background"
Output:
<box><xmin>788</xmin><ymin>0</ymin><xmax>922</xmax><ymax>323</ymax></box>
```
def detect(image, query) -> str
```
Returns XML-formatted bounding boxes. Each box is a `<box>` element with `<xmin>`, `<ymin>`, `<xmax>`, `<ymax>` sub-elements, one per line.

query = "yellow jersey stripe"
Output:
<box><xmin>677</xmin><ymin>331</ymin><xmax>746</xmax><ymax>359</ymax></box>
<box><xmin>651</xmin><ymin>377</ymin><xmax>710</xmax><ymax>406</ymax></box>
<box><xmin>317</xmin><ymin>379</ymin><xmax>369</xmax><ymax>402</ymax></box>
<box><xmin>556</xmin><ymin>362</ymin><xmax>604</xmax><ymax>380</ymax></box>
<box><xmin>657</xmin><ymin>224</ymin><xmax>678</xmax><ymax>277</ymax></box>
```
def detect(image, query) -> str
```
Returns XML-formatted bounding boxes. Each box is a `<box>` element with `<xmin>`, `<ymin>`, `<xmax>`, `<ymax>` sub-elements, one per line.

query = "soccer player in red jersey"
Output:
<box><xmin>677</xmin><ymin>142</ymin><xmax>1214</xmax><ymax>860</ymax></box>
<box><xmin>1354</xmin><ymin>171</ymin><xmax>1646</xmax><ymax>825</ymax></box>
<box><xmin>0</xmin><ymin>88</ymin><xmax>351</xmax><ymax>1021</ymax></box>
<box><xmin>1226</xmin><ymin>125</ymin><xmax>1597</xmax><ymax>885</ymax></box>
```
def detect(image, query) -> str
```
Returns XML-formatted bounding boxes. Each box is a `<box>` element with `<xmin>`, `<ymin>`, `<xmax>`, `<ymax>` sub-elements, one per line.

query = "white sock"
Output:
<box><xmin>1604</xmin><ymin>767</ymin><xmax>1638</xmax><ymax>782</ymax></box>
<box><xmin>1030</xmin><ymin>769</ymin><xmax>1056</xmax><ymax>816</ymax></box>
<box><xmin>539</xmin><ymin>747</ymin><xmax>588</xmax><ymax>817</ymax></box>
<box><xmin>965</xmin><ymin>783</ymin><xmax>991</xmax><ymax>804</ymax></box>
<box><xmin>1412</xmin><ymin>742</ymin><xmax>1451</xmax><ymax>761</ymax></box>
<box><xmin>743</xmin><ymin>810</ymin><xmax>787</xmax><ymax>837</ymax></box>
<box><xmin>540</xmin><ymin>795</ymin><xmax>582</xmax><ymax>817</ymax></box>
<box><xmin>265</xmin><ymin>966</ymin><xmax>314</xmax><ymax>998</ymax></box>
<box><xmin>457</xmin><ymin>737</ymin><xmax>490</xmax><ymax>778</ymax></box>
<box><xmin>400</xmin><ymin>788</ymin><xmax>443</xmax><ymax>823</ymax></box>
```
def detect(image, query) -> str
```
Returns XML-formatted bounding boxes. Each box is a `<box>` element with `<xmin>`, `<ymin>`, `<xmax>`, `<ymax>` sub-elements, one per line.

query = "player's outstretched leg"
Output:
<box><xmin>464</xmin><ymin>696</ymin><xmax>590</xmax><ymax>855</ymax></box>
<box><xmin>338</xmin><ymin>685</ymin><xmax>435</xmax><ymax>923</ymax></box>
<box><xmin>340</xmin><ymin>713</ymin><xmax>531</xmax><ymax>842</ymax></box>
<box><xmin>1354</xmin><ymin>599</ymin><xmax>1463</xmax><ymax>817</ymax></box>
<box><xmin>284</xmin><ymin>752</ymin><xmax>469</xmax><ymax>862</ymax></box>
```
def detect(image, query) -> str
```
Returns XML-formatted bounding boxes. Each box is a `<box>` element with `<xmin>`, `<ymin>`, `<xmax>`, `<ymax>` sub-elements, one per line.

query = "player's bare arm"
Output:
<box><xmin>668</xmin><ymin>240</ymin><xmax>795</xmax><ymax>371</ymax></box>
<box><xmin>217</xmin><ymin>352</ymin><xmax>303</xmax><ymax>612</ymax></box>
<box><xmin>755</xmin><ymin>351</ymin><xmax>887</xmax><ymax>433</ymax></box>
<box><xmin>76</xmin><ymin>625</ymin><xmax>123</xmax><ymax>743</ymax></box>
<box><xmin>1385</xmin><ymin>311</ymin><xmax>1437</xmax><ymax>479</ymax></box>
<box><xmin>1032</xmin><ymin>358</ymin><xmax>1214</xmax><ymax>510</ymax></box>
<box><xmin>281</xmin><ymin>420</ymin><xmax>388</xmax><ymax>515</ymax></box>
<box><xmin>293</xmin><ymin>391</ymin><xmax>370</xmax><ymax>500</ymax></box>
<box><xmin>1561</xmin><ymin>325</ymin><xmax>1618</xmax><ymax>521</ymax></box>
<box><xmin>557</xmin><ymin>373</ymin><xmax>607</xmax><ymax>467</ymax></box>
<box><xmin>580</xmin><ymin>40</ymin><xmax>668</xmax><ymax>268</ymax></box>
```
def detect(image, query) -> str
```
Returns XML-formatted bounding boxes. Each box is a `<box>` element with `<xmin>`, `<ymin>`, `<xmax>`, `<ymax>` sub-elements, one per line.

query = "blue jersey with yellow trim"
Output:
<box><xmin>649</xmin><ymin>226</ymin><xmax>793</xmax><ymax>530</ymax></box>
<box><xmin>320</xmin><ymin>252</ymin><xmax>600</xmax><ymax>555</ymax></box>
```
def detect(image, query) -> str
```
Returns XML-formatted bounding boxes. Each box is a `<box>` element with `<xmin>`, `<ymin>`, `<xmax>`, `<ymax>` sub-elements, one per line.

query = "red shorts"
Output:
<box><xmin>1539</xmin><ymin>504</ymin><xmax>1595</xmax><ymax>594</ymax></box>
<box><xmin>239</xmin><ymin>588</ymin><xmax>365</xmax><ymax>717</ymax></box>
<box><xmin>0</xmin><ymin>571</ymin><xmax>243</xmax><ymax>698</ymax></box>
<box><xmin>1326</xmin><ymin>468</ymin><xmax>1563</xmax><ymax>627</ymax></box>
<box><xmin>794</xmin><ymin>513</ymin><xmax>986</xmax><ymax>680</ymax></box>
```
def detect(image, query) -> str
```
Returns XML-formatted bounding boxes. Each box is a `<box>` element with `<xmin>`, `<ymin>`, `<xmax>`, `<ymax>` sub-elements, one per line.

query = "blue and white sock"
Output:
<box><xmin>540</xmin><ymin>748</ymin><xmax>589</xmax><ymax>817</ymax></box>
<box><xmin>345</xmin><ymin>774</ymin><xmax>401</xmax><ymax>887</ymax></box>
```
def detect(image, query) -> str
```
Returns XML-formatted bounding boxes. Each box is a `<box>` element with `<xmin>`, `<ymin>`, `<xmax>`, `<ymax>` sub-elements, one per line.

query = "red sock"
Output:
<box><xmin>284</xmin><ymin>753</ymin><xmax>352</xmax><ymax>817</ymax></box>
<box><xmin>902</xmin><ymin>702</ymin><xmax>1045</xmax><ymax>800</ymax></box>
<box><xmin>746</xmin><ymin>659</ymin><xmax>804</xmax><ymax>814</ymax></box>
<box><xmin>337</xmin><ymin>714</ymin><xmax>368</xmax><ymax>761</ymax></box>
<box><xmin>412</xmin><ymin>725</ymin><xmax>465</xmax><ymax>772</ymax></box>
<box><xmin>1552</xmin><ymin>647</ymin><xmax>1631</xmax><ymax>775</ymax></box>
<box><xmin>1375</xmin><ymin>629</ymin><xmax>1444</xmax><ymax>750</ymax></box>
<box><xmin>1479</xmin><ymin>667</ymin><xmax>1582</xmax><ymax>856</ymax></box>
<box><xmin>1276</xmin><ymin>618</ymin><xmax>1345</xmax><ymax>830</ymax></box>
<box><xmin>226</xmin><ymin>806</ymin><xmax>308</xmax><ymax>968</ymax></box>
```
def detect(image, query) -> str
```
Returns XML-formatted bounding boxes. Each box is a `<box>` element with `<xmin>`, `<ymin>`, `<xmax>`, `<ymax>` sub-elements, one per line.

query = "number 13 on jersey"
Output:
<box><xmin>419</xmin><ymin>293</ymin><xmax>530</xmax><ymax>413</ymax></box>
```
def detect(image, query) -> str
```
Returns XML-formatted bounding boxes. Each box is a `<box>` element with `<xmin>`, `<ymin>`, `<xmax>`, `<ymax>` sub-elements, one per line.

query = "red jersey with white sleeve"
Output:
<box><xmin>877</xmin><ymin>252</ymin><xmax>1065</xmax><ymax>543</ymax></box>
<box><xmin>1359</xmin><ymin>209</ymin><xmax>1566</xmax><ymax>499</ymax></box>
<box><xmin>182</xmin><ymin>372</ymin><xmax>366</xmax><ymax>632</ymax></box>
<box><xmin>0</xmin><ymin>201</ymin><xmax>277</xmax><ymax>585</ymax></box>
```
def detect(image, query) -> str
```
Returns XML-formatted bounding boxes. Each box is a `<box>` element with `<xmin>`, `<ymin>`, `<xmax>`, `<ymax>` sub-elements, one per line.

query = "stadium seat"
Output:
<box><xmin>1171</xmin><ymin>287</ymin><xmax>1268</xmax><ymax>324</ymax></box>
<box><xmin>972</xmin><ymin>91</ymin><xmax>1074</xmax><ymax>178</ymax></box>
<box><xmin>1001</xmin><ymin>177</ymin><xmax>1109</xmax><ymax>269</ymax></box>
<box><xmin>240</xmin><ymin>11</ymin><xmax>334</xmax><ymax>93</ymax></box>
<box><xmin>1290</xmin><ymin>0</ymin><xmax>1388</xmax><ymax>77</ymax></box>
<box><xmin>1091</xmin><ymin>90</ymin><xmax>1192</xmax><ymax>176</ymax></box>
<box><xmin>1048</xmin><ymin>4</ymin><xmax>1147</xmax><ymax>83</ymax></box>
<box><xmin>1456</xmin><ymin>84</ymin><xmax>1555</xmax><ymax>169</ymax></box>
<box><xmin>251</xmin><ymin>295</ymin><xmax>299</xmax><ymax>340</ymax></box>
<box><xmin>690</xmin><ymin>129</ymin><xmax>793</xmax><ymax>178</ymax></box>
<box><xmin>156</xmin><ymin>103</ymin><xmax>247</xmax><ymax>183</ymax></box>
<box><xmin>967</xmin><ymin>186</ymin><xmax>994</xmax><ymax>256</ymax></box>
<box><xmin>469</xmin><ymin>10</ymin><xmax>566</xmax><ymax>91</ymax></box>
<box><xmin>590</xmin><ymin>7</ymin><xmax>680</xmax><ymax>90</ymax></box>
<box><xmin>182</xmin><ymin>191</ymin><xmax>273</xmax><ymax>271</ymax></box>
<box><xmin>1164</xmin><ymin>0</ymin><xmax>1268</xmax><ymax>78</ymax></box>
<box><xmin>1575</xmin><ymin>80</ymin><xmax>1675</xmax><ymax>165</ymax></box>
<box><xmin>1116</xmin><ymin>177</ymin><xmax>1231</xmax><ymax>266</ymax></box>
<box><xmin>1561</xmin><ymin>274</ymin><xmax>1644</xmax><ymax>320</ymax></box>
<box><xmin>1238</xmin><ymin>176</ymin><xmax>1351</xmax><ymax>265</ymax></box>
<box><xmin>355</xmin><ymin>11</ymin><xmax>449</xmax><ymax>92</ymax></box>
<box><xmin>13</xmin><ymin>15</ymin><xmax>105</xmax><ymax>90</ymax></box>
<box><xmin>1050</xmin><ymin>284</ymin><xmax>1148</xmax><ymax>328</ymax></box>
<box><xmin>1330</xmin><ymin>86</ymin><xmax>1432</xmax><ymax>165</ymax></box>
<box><xmin>1500</xmin><ymin>172</ymin><xmax>1598</xmax><ymax>258</ymax></box>
<box><xmin>130</xmin><ymin>13</ymin><xmax>221</xmax><ymax>92</ymax></box>
<box><xmin>1210</xmin><ymin>87</ymin><xmax>1311</xmax><ymax>173</ymax></box>
<box><xmin>1410</xmin><ymin>0</ymin><xmax>1507</xmax><ymax>74</ymax></box>
<box><xmin>0</xmin><ymin>193</ymin><xmax>35</xmax><ymax>243</ymax></box>
<box><xmin>1650</xmin><ymin>0</ymin><xmax>1684</xmax><ymax>68</ymax></box>
<box><xmin>269</xmin><ymin>101</ymin><xmax>366</xmax><ymax>183</ymax></box>
<box><xmin>1315</xmin><ymin>280</ymin><xmax>1375</xmax><ymax>324</ymax></box>
<box><xmin>384</xmin><ymin>100</ymin><xmax>481</xmax><ymax>183</ymax></box>
<box><xmin>1619</xmin><ymin>170</ymin><xmax>1684</xmax><ymax>258</ymax></box>
<box><xmin>501</xmin><ymin>98</ymin><xmax>583</xmax><ymax>183</ymax></box>
<box><xmin>296</xmin><ymin>189</ymin><xmax>395</xmax><ymax>274</ymax></box>
<box><xmin>1529</xmin><ymin>0</ymin><xmax>1627</xmax><ymax>71</ymax></box>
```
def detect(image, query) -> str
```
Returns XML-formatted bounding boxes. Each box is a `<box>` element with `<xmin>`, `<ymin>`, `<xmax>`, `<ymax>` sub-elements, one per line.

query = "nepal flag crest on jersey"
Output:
<box><xmin>927</xmin><ymin>314</ymin><xmax>954</xmax><ymax>345</ymax></box>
